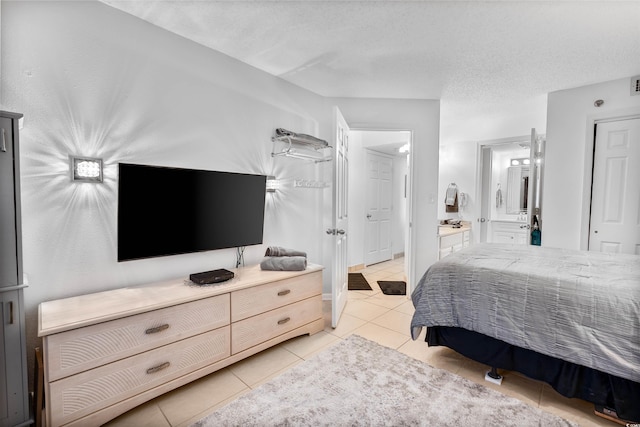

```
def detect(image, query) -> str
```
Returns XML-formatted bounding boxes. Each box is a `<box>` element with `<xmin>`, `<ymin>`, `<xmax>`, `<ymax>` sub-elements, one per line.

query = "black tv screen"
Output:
<box><xmin>118</xmin><ymin>163</ymin><xmax>266</xmax><ymax>262</ymax></box>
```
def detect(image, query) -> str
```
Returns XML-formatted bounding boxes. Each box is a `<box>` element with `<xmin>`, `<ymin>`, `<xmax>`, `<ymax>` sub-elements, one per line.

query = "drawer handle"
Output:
<box><xmin>145</xmin><ymin>324</ymin><xmax>170</xmax><ymax>334</ymax></box>
<box><xmin>277</xmin><ymin>317</ymin><xmax>291</xmax><ymax>325</ymax></box>
<box><xmin>146</xmin><ymin>362</ymin><xmax>170</xmax><ymax>374</ymax></box>
<box><xmin>277</xmin><ymin>289</ymin><xmax>291</xmax><ymax>296</ymax></box>
<box><xmin>1</xmin><ymin>128</ymin><xmax>6</xmax><ymax>152</ymax></box>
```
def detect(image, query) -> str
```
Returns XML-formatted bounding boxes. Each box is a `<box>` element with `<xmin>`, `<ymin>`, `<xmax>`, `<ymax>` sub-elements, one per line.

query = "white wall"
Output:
<box><xmin>544</xmin><ymin>77</ymin><xmax>640</xmax><ymax>250</ymax></box>
<box><xmin>1</xmin><ymin>0</ymin><xmax>332</xmax><ymax>375</ymax></box>
<box><xmin>440</xmin><ymin>95</ymin><xmax>548</xmax><ymax>146</ymax></box>
<box><xmin>438</xmin><ymin>97</ymin><xmax>547</xmax><ymax>229</ymax></box>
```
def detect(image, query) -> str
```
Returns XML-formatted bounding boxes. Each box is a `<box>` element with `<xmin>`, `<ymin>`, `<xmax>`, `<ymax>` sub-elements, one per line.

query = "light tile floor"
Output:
<box><xmin>106</xmin><ymin>258</ymin><xmax>613</xmax><ymax>427</ymax></box>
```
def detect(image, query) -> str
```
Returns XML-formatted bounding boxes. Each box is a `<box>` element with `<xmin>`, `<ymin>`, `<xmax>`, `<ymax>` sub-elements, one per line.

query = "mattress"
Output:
<box><xmin>410</xmin><ymin>243</ymin><xmax>640</xmax><ymax>383</ymax></box>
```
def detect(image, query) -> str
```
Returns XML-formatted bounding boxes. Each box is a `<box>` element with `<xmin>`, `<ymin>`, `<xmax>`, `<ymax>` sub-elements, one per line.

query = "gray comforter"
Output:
<box><xmin>410</xmin><ymin>243</ymin><xmax>640</xmax><ymax>383</ymax></box>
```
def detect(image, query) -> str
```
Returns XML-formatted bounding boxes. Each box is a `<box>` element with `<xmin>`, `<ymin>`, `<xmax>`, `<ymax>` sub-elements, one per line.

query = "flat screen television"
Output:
<box><xmin>117</xmin><ymin>163</ymin><xmax>266</xmax><ymax>262</ymax></box>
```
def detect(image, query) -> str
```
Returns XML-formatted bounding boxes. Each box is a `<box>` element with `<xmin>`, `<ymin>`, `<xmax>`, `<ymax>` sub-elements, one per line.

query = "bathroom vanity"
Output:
<box><xmin>437</xmin><ymin>222</ymin><xmax>471</xmax><ymax>259</ymax></box>
<box><xmin>491</xmin><ymin>220</ymin><xmax>529</xmax><ymax>245</ymax></box>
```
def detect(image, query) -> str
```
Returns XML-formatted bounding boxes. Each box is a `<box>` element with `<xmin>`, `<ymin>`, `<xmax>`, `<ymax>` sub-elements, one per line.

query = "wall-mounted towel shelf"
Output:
<box><xmin>271</xmin><ymin>133</ymin><xmax>332</xmax><ymax>163</ymax></box>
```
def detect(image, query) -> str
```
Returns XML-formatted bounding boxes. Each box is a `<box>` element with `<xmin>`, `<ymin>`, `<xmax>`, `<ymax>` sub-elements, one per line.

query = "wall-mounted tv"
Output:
<box><xmin>118</xmin><ymin>163</ymin><xmax>266</xmax><ymax>262</ymax></box>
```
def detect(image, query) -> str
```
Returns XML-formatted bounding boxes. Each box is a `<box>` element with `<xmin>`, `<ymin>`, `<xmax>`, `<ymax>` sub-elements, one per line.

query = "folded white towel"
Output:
<box><xmin>260</xmin><ymin>256</ymin><xmax>307</xmax><ymax>271</ymax></box>
<box><xmin>265</xmin><ymin>246</ymin><xmax>307</xmax><ymax>257</ymax></box>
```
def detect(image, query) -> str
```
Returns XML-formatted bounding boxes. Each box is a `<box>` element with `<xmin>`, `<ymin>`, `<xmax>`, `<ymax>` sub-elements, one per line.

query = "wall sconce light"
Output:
<box><xmin>70</xmin><ymin>156</ymin><xmax>103</xmax><ymax>183</ymax></box>
<box><xmin>266</xmin><ymin>175</ymin><xmax>280</xmax><ymax>192</ymax></box>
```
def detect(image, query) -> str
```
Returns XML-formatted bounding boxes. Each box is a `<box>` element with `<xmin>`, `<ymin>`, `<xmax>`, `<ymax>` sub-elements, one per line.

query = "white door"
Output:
<box><xmin>526</xmin><ymin>128</ymin><xmax>545</xmax><ymax>242</ymax></box>
<box><xmin>364</xmin><ymin>151</ymin><xmax>393</xmax><ymax>265</ymax></box>
<box><xmin>589</xmin><ymin>117</ymin><xmax>640</xmax><ymax>255</ymax></box>
<box><xmin>330</xmin><ymin>107</ymin><xmax>350</xmax><ymax>328</ymax></box>
<box><xmin>477</xmin><ymin>145</ymin><xmax>492</xmax><ymax>243</ymax></box>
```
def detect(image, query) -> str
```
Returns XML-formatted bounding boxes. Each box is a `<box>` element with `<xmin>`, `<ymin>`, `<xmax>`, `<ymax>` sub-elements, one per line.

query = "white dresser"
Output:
<box><xmin>38</xmin><ymin>264</ymin><xmax>324</xmax><ymax>426</ymax></box>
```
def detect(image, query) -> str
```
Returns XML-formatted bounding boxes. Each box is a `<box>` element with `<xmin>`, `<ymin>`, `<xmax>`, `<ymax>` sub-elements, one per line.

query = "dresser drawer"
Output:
<box><xmin>48</xmin><ymin>327</ymin><xmax>230</xmax><ymax>426</ymax></box>
<box><xmin>231</xmin><ymin>271</ymin><xmax>321</xmax><ymax>322</ymax></box>
<box><xmin>232</xmin><ymin>296</ymin><xmax>322</xmax><ymax>354</ymax></box>
<box><xmin>45</xmin><ymin>294</ymin><xmax>230</xmax><ymax>381</ymax></box>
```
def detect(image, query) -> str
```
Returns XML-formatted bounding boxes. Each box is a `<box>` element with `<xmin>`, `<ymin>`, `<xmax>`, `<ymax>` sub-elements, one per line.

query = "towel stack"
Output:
<box><xmin>275</xmin><ymin>128</ymin><xmax>329</xmax><ymax>148</ymax></box>
<box><xmin>260</xmin><ymin>246</ymin><xmax>307</xmax><ymax>271</ymax></box>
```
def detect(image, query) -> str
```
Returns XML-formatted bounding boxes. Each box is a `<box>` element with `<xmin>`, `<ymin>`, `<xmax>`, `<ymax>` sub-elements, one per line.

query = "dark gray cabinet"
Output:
<box><xmin>0</xmin><ymin>111</ymin><xmax>29</xmax><ymax>427</ymax></box>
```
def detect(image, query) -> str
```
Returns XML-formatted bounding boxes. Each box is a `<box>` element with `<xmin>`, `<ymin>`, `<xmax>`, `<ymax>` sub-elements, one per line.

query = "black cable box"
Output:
<box><xmin>189</xmin><ymin>268</ymin><xmax>234</xmax><ymax>285</ymax></box>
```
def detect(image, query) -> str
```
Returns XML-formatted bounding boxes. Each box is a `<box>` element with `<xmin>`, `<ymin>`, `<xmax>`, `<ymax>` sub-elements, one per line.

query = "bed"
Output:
<box><xmin>410</xmin><ymin>243</ymin><xmax>640</xmax><ymax>421</ymax></box>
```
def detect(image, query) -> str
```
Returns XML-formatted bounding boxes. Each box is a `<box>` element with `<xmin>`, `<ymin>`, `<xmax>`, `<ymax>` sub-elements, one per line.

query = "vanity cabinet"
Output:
<box><xmin>491</xmin><ymin>221</ymin><xmax>528</xmax><ymax>245</ymax></box>
<box><xmin>39</xmin><ymin>264</ymin><xmax>324</xmax><ymax>426</ymax></box>
<box><xmin>438</xmin><ymin>227</ymin><xmax>470</xmax><ymax>260</ymax></box>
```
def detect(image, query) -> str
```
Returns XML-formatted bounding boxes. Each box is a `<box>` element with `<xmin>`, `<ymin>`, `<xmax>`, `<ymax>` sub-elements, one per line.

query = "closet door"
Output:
<box><xmin>0</xmin><ymin>111</ymin><xmax>29</xmax><ymax>427</ymax></box>
<box><xmin>1</xmin><ymin>290</ymin><xmax>28</xmax><ymax>427</ymax></box>
<box><xmin>589</xmin><ymin>118</ymin><xmax>640</xmax><ymax>254</ymax></box>
<box><xmin>0</xmin><ymin>116</ymin><xmax>21</xmax><ymax>287</ymax></box>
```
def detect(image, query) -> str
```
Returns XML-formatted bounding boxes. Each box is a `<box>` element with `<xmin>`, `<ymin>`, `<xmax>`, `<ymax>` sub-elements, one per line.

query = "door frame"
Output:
<box><xmin>582</xmin><ymin>109</ymin><xmax>640</xmax><ymax>250</ymax></box>
<box><xmin>349</xmin><ymin>127</ymin><xmax>415</xmax><ymax>291</ymax></box>
<box><xmin>474</xmin><ymin>135</ymin><xmax>530</xmax><ymax>244</ymax></box>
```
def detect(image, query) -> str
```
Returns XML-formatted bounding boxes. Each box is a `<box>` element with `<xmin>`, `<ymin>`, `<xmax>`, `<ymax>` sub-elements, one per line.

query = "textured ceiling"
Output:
<box><xmin>101</xmin><ymin>0</ymin><xmax>640</xmax><ymax>136</ymax></box>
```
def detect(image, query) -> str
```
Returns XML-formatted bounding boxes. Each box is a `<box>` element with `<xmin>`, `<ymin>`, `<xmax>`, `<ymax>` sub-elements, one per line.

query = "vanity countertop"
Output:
<box><xmin>438</xmin><ymin>224</ymin><xmax>471</xmax><ymax>237</ymax></box>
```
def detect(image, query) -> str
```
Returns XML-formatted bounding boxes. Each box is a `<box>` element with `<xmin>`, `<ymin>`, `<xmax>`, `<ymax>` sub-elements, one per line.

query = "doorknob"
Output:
<box><xmin>336</xmin><ymin>229</ymin><xmax>346</xmax><ymax>235</ymax></box>
<box><xmin>366</xmin><ymin>214</ymin><xmax>372</xmax><ymax>219</ymax></box>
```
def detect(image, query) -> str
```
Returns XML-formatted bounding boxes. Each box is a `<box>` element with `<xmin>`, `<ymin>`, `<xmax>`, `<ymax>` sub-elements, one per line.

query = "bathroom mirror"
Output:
<box><xmin>506</xmin><ymin>166</ymin><xmax>529</xmax><ymax>214</ymax></box>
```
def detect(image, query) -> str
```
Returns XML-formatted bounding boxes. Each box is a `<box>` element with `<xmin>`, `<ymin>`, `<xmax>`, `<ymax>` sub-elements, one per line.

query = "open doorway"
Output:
<box><xmin>475</xmin><ymin>130</ymin><xmax>544</xmax><ymax>245</ymax></box>
<box><xmin>347</xmin><ymin>130</ymin><xmax>411</xmax><ymax>279</ymax></box>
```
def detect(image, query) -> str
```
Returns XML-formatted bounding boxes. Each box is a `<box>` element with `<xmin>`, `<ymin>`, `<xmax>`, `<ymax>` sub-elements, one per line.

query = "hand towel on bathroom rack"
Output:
<box><xmin>445</xmin><ymin>183</ymin><xmax>459</xmax><ymax>213</ymax></box>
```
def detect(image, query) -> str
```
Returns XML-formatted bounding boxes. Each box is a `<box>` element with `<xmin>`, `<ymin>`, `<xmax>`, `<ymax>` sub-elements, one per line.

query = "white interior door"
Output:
<box><xmin>330</xmin><ymin>107</ymin><xmax>350</xmax><ymax>328</ymax></box>
<box><xmin>364</xmin><ymin>151</ymin><xmax>393</xmax><ymax>265</ymax></box>
<box><xmin>589</xmin><ymin>117</ymin><xmax>640</xmax><ymax>254</ymax></box>
<box><xmin>526</xmin><ymin>128</ymin><xmax>545</xmax><ymax>241</ymax></box>
<box><xmin>478</xmin><ymin>145</ymin><xmax>492</xmax><ymax>243</ymax></box>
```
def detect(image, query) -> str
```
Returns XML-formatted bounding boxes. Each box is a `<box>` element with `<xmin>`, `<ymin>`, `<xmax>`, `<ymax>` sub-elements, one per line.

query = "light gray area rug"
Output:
<box><xmin>192</xmin><ymin>335</ymin><xmax>578</xmax><ymax>427</ymax></box>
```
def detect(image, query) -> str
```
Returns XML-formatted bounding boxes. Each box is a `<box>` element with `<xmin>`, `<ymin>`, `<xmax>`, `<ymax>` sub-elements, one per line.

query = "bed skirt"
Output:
<box><xmin>426</xmin><ymin>326</ymin><xmax>640</xmax><ymax>422</ymax></box>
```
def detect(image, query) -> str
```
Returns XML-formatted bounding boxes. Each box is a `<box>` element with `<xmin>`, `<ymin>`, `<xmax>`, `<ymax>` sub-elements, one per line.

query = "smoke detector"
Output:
<box><xmin>632</xmin><ymin>75</ymin><xmax>640</xmax><ymax>96</ymax></box>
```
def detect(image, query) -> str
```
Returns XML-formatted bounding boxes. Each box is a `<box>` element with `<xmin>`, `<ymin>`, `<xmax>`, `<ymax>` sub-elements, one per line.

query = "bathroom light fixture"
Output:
<box><xmin>266</xmin><ymin>175</ymin><xmax>280</xmax><ymax>192</ymax></box>
<box><xmin>511</xmin><ymin>157</ymin><xmax>529</xmax><ymax>167</ymax></box>
<box><xmin>70</xmin><ymin>156</ymin><xmax>103</xmax><ymax>183</ymax></box>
